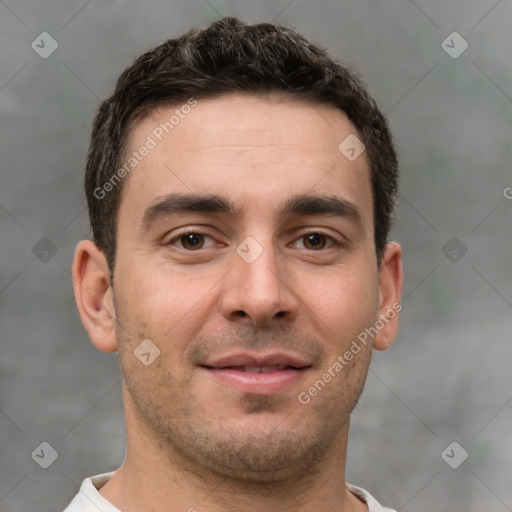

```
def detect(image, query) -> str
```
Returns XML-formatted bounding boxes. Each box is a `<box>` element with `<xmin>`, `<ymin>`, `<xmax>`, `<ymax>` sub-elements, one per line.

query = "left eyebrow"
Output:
<box><xmin>280</xmin><ymin>194</ymin><xmax>364</xmax><ymax>226</ymax></box>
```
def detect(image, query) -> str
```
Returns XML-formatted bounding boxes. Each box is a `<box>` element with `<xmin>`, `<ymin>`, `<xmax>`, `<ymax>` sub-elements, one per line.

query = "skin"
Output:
<box><xmin>73</xmin><ymin>92</ymin><xmax>403</xmax><ymax>512</ymax></box>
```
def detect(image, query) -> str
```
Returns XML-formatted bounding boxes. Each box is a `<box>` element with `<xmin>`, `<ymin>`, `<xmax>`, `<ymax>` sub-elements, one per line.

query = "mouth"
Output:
<box><xmin>200</xmin><ymin>352</ymin><xmax>312</xmax><ymax>395</ymax></box>
<box><xmin>209</xmin><ymin>363</ymin><xmax>304</xmax><ymax>373</ymax></box>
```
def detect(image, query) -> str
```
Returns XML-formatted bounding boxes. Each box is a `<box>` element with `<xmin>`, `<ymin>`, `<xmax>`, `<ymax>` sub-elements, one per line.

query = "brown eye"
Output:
<box><xmin>167</xmin><ymin>231</ymin><xmax>218</xmax><ymax>252</ymax></box>
<box><xmin>302</xmin><ymin>233</ymin><xmax>327</xmax><ymax>250</ymax></box>
<box><xmin>180</xmin><ymin>233</ymin><xmax>205</xmax><ymax>250</ymax></box>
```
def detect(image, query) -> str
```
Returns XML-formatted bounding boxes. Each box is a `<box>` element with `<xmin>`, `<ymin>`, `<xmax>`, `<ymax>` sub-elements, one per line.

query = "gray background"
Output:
<box><xmin>1</xmin><ymin>1</ymin><xmax>511</xmax><ymax>510</ymax></box>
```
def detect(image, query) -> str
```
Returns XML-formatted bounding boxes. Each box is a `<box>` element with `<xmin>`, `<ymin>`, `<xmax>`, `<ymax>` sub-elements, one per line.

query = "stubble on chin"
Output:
<box><xmin>115</xmin><ymin>323</ymin><xmax>371</xmax><ymax>486</ymax></box>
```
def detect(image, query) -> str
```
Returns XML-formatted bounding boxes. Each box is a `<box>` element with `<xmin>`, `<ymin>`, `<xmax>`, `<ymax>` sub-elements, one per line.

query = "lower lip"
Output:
<box><xmin>202</xmin><ymin>367</ymin><xmax>309</xmax><ymax>395</ymax></box>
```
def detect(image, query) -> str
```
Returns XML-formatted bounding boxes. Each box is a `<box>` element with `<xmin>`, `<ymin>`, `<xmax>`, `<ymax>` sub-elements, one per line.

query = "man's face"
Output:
<box><xmin>112</xmin><ymin>93</ymin><xmax>383</xmax><ymax>481</ymax></box>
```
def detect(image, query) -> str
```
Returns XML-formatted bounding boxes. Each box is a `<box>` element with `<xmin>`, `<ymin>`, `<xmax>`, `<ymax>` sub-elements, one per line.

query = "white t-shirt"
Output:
<box><xmin>63</xmin><ymin>471</ymin><xmax>397</xmax><ymax>512</ymax></box>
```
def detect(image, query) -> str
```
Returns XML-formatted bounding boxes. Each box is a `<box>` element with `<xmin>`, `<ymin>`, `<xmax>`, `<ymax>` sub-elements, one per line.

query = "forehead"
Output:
<box><xmin>120</xmin><ymin>92</ymin><xmax>372</xmax><ymax>224</ymax></box>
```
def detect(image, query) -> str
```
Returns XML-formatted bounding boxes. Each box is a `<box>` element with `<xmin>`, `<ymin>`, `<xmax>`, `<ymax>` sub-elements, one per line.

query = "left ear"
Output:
<box><xmin>373</xmin><ymin>241</ymin><xmax>403</xmax><ymax>351</ymax></box>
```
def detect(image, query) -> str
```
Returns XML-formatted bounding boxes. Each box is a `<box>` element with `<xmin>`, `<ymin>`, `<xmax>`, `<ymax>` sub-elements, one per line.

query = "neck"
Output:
<box><xmin>99</xmin><ymin>391</ymin><xmax>367</xmax><ymax>512</ymax></box>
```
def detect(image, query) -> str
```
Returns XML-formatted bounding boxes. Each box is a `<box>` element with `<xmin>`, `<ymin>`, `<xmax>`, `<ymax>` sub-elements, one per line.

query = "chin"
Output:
<box><xmin>177</xmin><ymin>407</ymin><xmax>339</xmax><ymax>484</ymax></box>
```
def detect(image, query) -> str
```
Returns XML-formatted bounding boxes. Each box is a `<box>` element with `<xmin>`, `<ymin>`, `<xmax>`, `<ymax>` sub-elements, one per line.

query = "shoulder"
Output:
<box><xmin>62</xmin><ymin>471</ymin><xmax>119</xmax><ymax>512</ymax></box>
<box><xmin>346</xmin><ymin>483</ymin><xmax>397</xmax><ymax>512</ymax></box>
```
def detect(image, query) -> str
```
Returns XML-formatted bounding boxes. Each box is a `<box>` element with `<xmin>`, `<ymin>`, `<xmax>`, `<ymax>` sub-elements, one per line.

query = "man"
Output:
<box><xmin>65</xmin><ymin>16</ymin><xmax>403</xmax><ymax>512</ymax></box>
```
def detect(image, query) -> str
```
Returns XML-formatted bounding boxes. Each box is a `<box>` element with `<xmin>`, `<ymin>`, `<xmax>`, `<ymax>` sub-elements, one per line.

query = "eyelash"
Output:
<box><xmin>166</xmin><ymin>230</ymin><xmax>341</xmax><ymax>251</ymax></box>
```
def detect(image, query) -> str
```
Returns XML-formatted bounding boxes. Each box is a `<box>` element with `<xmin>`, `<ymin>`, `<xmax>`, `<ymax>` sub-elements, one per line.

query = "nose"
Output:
<box><xmin>219</xmin><ymin>239</ymin><xmax>298</xmax><ymax>327</ymax></box>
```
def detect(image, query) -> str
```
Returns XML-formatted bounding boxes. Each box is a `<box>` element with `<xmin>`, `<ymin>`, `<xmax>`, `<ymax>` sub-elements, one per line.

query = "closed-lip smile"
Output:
<box><xmin>200</xmin><ymin>350</ymin><xmax>312</xmax><ymax>395</ymax></box>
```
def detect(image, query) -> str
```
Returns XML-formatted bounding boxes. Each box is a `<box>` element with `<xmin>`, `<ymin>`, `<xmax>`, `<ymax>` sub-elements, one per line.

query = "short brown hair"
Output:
<box><xmin>85</xmin><ymin>16</ymin><xmax>398</xmax><ymax>271</ymax></box>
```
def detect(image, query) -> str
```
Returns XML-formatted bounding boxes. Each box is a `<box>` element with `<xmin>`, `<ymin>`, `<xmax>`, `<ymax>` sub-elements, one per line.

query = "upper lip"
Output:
<box><xmin>201</xmin><ymin>351</ymin><xmax>313</xmax><ymax>369</ymax></box>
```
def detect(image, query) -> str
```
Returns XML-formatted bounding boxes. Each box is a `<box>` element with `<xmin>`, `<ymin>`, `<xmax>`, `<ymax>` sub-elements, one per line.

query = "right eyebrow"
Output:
<box><xmin>140</xmin><ymin>193</ymin><xmax>242</xmax><ymax>230</ymax></box>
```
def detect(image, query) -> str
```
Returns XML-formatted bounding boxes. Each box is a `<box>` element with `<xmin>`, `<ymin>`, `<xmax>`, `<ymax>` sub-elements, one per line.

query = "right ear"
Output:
<box><xmin>71</xmin><ymin>240</ymin><xmax>118</xmax><ymax>353</ymax></box>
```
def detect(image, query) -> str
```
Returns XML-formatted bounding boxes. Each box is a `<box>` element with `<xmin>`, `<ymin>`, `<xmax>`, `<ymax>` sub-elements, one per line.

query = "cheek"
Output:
<box><xmin>116</xmin><ymin>262</ymin><xmax>181</xmax><ymax>325</ymax></box>
<box><xmin>300</xmin><ymin>264</ymin><xmax>379</xmax><ymax>337</ymax></box>
<box><xmin>113</xmin><ymin>262</ymin><xmax>218</xmax><ymax>364</ymax></box>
